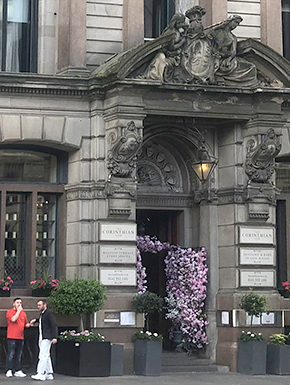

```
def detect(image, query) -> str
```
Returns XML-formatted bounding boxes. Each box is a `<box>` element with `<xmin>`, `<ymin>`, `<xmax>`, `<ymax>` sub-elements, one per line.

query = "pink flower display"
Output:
<box><xmin>136</xmin><ymin>235</ymin><xmax>208</xmax><ymax>350</ymax></box>
<box><xmin>0</xmin><ymin>276</ymin><xmax>13</xmax><ymax>291</ymax></box>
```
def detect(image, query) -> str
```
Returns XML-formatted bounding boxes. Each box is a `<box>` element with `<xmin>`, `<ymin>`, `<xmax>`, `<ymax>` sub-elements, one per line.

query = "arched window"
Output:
<box><xmin>0</xmin><ymin>148</ymin><xmax>67</xmax><ymax>287</ymax></box>
<box><xmin>144</xmin><ymin>0</ymin><xmax>175</xmax><ymax>39</ymax></box>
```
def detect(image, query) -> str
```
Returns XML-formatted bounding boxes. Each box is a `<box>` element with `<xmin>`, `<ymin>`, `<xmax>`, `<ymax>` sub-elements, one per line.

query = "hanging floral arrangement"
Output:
<box><xmin>136</xmin><ymin>235</ymin><xmax>208</xmax><ymax>350</ymax></box>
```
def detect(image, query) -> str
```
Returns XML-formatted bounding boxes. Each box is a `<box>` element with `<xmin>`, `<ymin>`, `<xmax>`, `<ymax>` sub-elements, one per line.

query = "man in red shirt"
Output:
<box><xmin>6</xmin><ymin>298</ymin><xmax>33</xmax><ymax>378</ymax></box>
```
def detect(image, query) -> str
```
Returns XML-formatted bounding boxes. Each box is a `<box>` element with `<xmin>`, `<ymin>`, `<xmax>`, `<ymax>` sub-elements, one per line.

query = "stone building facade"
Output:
<box><xmin>1</xmin><ymin>0</ymin><xmax>290</xmax><ymax>373</ymax></box>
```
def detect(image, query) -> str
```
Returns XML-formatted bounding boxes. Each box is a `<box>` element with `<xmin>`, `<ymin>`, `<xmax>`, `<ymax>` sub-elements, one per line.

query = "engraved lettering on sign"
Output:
<box><xmin>99</xmin><ymin>246</ymin><xmax>136</xmax><ymax>264</ymax></box>
<box><xmin>240</xmin><ymin>248</ymin><xmax>275</xmax><ymax>265</ymax></box>
<box><xmin>100</xmin><ymin>224</ymin><xmax>137</xmax><ymax>241</ymax></box>
<box><xmin>240</xmin><ymin>270</ymin><xmax>274</xmax><ymax>287</ymax></box>
<box><xmin>100</xmin><ymin>268</ymin><xmax>136</xmax><ymax>286</ymax></box>
<box><xmin>239</xmin><ymin>227</ymin><xmax>274</xmax><ymax>244</ymax></box>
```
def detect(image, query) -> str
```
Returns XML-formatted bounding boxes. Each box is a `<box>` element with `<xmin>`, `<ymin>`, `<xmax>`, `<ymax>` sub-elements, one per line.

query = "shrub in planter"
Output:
<box><xmin>0</xmin><ymin>275</ymin><xmax>13</xmax><ymax>296</ymax></box>
<box><xmin>132</xmin><ymin>291</ymin><xmax>163</xmax><ymax>331</ymax></box>
<box><xmin>237</xmin><ymin>290</ymin><xmax>268</xmax><ymax>375</ymax></box>
<box><xmin>49</xmin><ymin>277</ymin><xmax>108</xmax><ymax>377</ymax></box>
<box><xmin>267</xmin><ymin>334</ymin><xmax>290</xmax><ymax>375</ymax></box>
<box><xmin>49</xmin><ymin>276</ymin><xmax>106</xmax><ymax>331</ymax></box>
<box><xmin>30</xmin><ymin>273</ymin><xmax>59</xmax><ymax>296</ymax></box>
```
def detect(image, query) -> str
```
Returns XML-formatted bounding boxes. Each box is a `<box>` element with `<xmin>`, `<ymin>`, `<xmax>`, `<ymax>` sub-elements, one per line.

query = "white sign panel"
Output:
<box><xmin>100</xmin><ymin>268</ymin><xmax>136</xmax><ymax>286</ymax></box>
<box><xmin>99</xmin><ymin>246</ymin><xmax>137</xmax><ymax>264</ymax></box>
<box><xmin>120</xmin><ymin>312</ymin><xmax>136</xmax><ymax>326</ymax></box>
<box><xmin>221</xmin><ymin>311</ymin><xmax>230</xmax><ymax>325</ymax></box>
<box><xmin>240</xmin><ymin>270</ymin><xmax>275</xmax><ymax>287</ymax></box>
<box><xmin>261</xmin><ymin>312</ymin><xmax>275</xmax><ymax>325</ymax></box>
<box><xmin>239</xmin><ymin>227</ymin><xmax>274</xmax><ymax>244</ymax></box>
<box><xmin>100</xmin><ymin>223</ymin><xmax>137</xmax><ymax>241</ymax></box>
<box><xmin>246</xmin><ymin>314</ymin><xmax>261</xmax><ymax>325</ymax></box>
<box><xmin>240</xmin><ymin>248</ymin><xmax>275</xmax><ymax>265</ymax></box>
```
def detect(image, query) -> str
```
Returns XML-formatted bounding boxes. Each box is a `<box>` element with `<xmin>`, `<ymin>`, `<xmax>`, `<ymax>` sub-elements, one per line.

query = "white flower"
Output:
<box><xmin>258</xmin><ymin>333</ymin><xmax>262</xmax><ymax>336</ymax></box>
<box><xmin>153</xmin><ymin>333</ymin><xmax>158</xmax><ymax>337</ymax></box>
<box><xmin>251</xmin><ymin>334</ymin><xmax>255</xmax><ymax>337</ymax></box>
<box><xmin>140</xmin><ymin>331</ymin><xmax>143</xmax><ymax>334</ymax></box>
<box><xmin>247</xmin><ymin>331</ymin><xmax>251</xmax><ymax>334</ymax></box>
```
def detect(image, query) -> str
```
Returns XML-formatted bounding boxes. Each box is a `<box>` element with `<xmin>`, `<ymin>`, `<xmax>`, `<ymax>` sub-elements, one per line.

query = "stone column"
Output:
<box><xmin>57</xmin><ymin>0</ymin><xmax>90</xmax><ymax>76</ymax></box>
<box><xmin>260</xmin><ymin>0</ymin><xmax>283</xmax><ymax>54</ymax></box>
<box><xmin>123</xmin><ymin>0</ymin><xmax>144</xmax><ymax>50</ymax></box>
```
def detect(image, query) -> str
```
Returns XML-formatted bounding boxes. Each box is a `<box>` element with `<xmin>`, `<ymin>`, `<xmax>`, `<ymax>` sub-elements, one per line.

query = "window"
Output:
<box><xmin>282</xmin><ymin>0</ymin><xmax>290</xmax><ymax>61</ymax></box>
<box><xmin>0</xmin><ymin>149</ymin><xmax>66</xmax><ymax>287</ymax></box>
<box><xmin>144</xmin><ymin>0</ymin><xmax>175</xmax><ymax>39</ymax></box>
<box><xmin>0</xmin><ymin>0</ymin><xmax>38</xmax><ymax>72</ymax></box>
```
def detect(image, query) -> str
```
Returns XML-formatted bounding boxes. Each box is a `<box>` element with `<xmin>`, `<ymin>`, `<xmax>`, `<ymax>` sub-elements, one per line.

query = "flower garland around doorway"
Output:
<box><xmin>136</xmin><ymin>235</ymin><xmax>208</xmax><ymax>350</ymax></box>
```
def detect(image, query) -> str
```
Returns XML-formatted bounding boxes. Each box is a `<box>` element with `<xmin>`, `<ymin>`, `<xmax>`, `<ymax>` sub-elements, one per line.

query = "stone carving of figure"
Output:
<box><xmin>211</xmin><ymin>15</ymin><xmax>259</xmax><ymax>87</ymax></box>
<box><xmin>144</xmin><ymin>13</ymin><xmax>187</xmax><ymax>81</ymax></box>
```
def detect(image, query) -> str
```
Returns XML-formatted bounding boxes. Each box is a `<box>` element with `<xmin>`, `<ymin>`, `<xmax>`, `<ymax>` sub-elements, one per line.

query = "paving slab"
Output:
<box><xmin>2</xmin><ymin>372</ymin><xmax>290</xmax><ymax>385</ymax></box>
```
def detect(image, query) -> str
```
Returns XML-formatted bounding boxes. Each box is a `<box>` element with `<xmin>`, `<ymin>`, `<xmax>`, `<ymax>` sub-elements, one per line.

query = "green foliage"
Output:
<box><xmin>269</xmin><ymin>334</ymin><xmax>286</xmax><ymax>345</ymax></box>
<box><xmin>49</xmin><ymin>276</ymin><xmax>106</xmax><ymax>316</ymax></box>
<box><xmin>239</xmin><ymin>289</ymin><xmax>268</xmax><ymax>317</ymax></box>
<box><xmin>132</xmin><ymin>291</ymin><xmax>164</xmax><ymax>315</ymax></box>
<box><xmin>58</xmin><ymin>329</ymin><xmax>105</xmax><ymax>343</ymax></box>
<box><xmin>240</xmin><ymin>331</ymin><xmax>264</xmax><ymax>342</ymax></box>
<box><xmin>132</xmin><ymin>330</ymin><xmax>163</xmax><ymax>342</ymax></box>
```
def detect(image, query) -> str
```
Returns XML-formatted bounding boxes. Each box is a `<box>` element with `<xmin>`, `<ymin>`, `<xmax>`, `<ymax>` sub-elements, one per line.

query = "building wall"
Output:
<box><xmin>86</xmin><ymin>0</ymin><xmax>123</xmax><ymax>71</ymax></box>
<box><xmin>228</xmin><ymin>0</ymin><xmax>261</xmax><ymax>40</ymax></box>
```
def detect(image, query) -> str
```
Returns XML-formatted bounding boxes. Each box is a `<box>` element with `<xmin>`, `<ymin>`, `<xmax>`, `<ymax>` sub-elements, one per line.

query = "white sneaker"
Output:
<box><xmin>45</xmin><ymin>374</ymin><xmax>54</xmax><ymax>380</ymax></box>
<box><xmin>31</xmin><ymin>373</ymin><xmax>46</xmax><ymax>381</ymax></box>
<box><xmin>6</xmin><ymin>370</ymin><xmax>13</xmax><ymax>378</ymax></box>
<box><xmin>14</xmin><ymin>370</ymin><xmax>27</xmax><ymax>377</ymax></box>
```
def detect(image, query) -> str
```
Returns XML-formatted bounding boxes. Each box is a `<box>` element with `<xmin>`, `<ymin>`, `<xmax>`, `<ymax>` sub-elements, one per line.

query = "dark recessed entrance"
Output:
<box><xmin>137</xmin><ymin>210</ymin><xmax>181</xmax><ymax>349</ymax></box>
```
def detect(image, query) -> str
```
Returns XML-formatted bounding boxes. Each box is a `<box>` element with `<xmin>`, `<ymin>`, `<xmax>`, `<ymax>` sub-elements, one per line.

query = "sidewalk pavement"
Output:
<box><xmin>2</xmin><ymin>372</ymin><xmax>290</xmax><ymax>385</ymax></box>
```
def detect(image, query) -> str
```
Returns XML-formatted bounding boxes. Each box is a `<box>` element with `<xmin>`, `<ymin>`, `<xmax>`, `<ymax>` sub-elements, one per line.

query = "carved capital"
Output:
<box><xmin>107</xmin><ymin>121</ymin><xmax>143</xmax><ymax>178</ymax></box>
<box><xmin>194</xmin><ymin>188</ymin><xmax>218</xmax><ymax>204</ymax></box>
<box><xmin>245</xmin><ymin>128</ymin><xmax>281</xmax><ymax>183</ymax></box>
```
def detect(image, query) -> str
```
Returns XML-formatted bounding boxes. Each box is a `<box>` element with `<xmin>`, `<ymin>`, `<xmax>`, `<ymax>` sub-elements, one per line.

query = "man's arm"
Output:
<box><xmin>10</xmin><ymin>305</ymin><xmax>22</xmax><ymax>322</ymax></box>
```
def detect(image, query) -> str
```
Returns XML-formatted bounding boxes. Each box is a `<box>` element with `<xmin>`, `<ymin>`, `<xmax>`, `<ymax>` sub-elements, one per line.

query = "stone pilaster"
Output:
<box><xmin>57</xmin><ymin>0</ymin><xmax>90</xmax><ymax>76</ymax></box>
<box><xmin>123</xmin><ymin>0</ymin><xmax>144</xmax><ymax>50</ymax></box>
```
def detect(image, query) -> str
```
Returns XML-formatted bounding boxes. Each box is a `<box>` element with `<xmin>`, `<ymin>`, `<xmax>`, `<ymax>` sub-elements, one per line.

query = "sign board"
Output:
<box><xmin>240</xmin><ymin>248</ymin><xmax>275</xmax><ymax>265</ymax></box>
<box><xmin>99</xmin><ymin>246</ymin><xmax>136</xmax><ymax>264</ymax></box>
<box><xmin>99</xmin><ymin>223</ymin><xmax>137</xmax><ymax>241</ymax></box>
<box><xmin>100</xmin><ymin>268</ymin><xmax>136</xmax><ymax>286</ymax></box>
<box><xmin>239</xmin><ymin>227</ymin><xmax>274</xmax><ymax>244</ymax></box>
<box><xmin>240</xmin><ymin>270</ymin><xmax>275</xmax><ymax>287</ymax></box>
<box><xmin>120</xmin><ymin>312</ymin><xmax>136</xmax><ymax>326</ymax></box>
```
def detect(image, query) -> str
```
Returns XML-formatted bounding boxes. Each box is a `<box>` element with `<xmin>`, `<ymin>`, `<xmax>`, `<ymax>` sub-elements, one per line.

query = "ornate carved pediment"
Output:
<box><xmin>107</xmin><ymin>121</ymin><xmax>143</xmax><ymax>178</ymax></box>
<box><xmin>93</xmin><ymin>7</ymin><xmax>290</xmax><ymax>88</ymax></box>
<box><xmin>245</xmin><ymin>129</ymin><xmax>281</xmax><ymax>183</ymax></box>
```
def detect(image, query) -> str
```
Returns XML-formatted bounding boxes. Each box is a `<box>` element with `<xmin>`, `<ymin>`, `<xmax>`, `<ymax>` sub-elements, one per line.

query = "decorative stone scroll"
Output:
<box><xmin>245</xmin><ymin>129</ymin><xmax>281</xmax><ymax>183</ymax></box>
<box><xmin>107</xmin><ymin>121</ymin><xmax>142</xmax><ymax>178</ymax></box>
<box><xmin>137</xmin><ymin>6</ymin><xmax>259</xmax><ymax>87</ymax></box>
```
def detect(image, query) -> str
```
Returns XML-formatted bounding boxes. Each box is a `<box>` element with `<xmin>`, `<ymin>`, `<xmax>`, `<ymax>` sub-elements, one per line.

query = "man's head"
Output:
<box><xmin>13</xmin><ymin>298</ymin><xmax>22</xmax><ymax>309</ymax></box>
<box><xmin>37</xmin><ymin>299</ymin><xmax>47</xmax><ymax>312</ymax></box>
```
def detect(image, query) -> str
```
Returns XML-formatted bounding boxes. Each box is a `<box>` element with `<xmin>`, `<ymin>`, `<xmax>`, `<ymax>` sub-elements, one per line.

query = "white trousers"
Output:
<box><xmin>37</xmin><ymin>339</ymin><xmax>53</xmax><ymax>375</ymax></box>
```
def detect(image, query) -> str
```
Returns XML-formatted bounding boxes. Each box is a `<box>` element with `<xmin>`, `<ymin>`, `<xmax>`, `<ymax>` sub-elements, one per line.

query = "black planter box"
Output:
<box><xmin>0</xmin><ymin>289</ymin><xmax>10</xmax><ymax>297</ymax></box>
<box><xmin>237</xmin><ymin>340</ymin><xmax>267</xmax><ymax>375</ymax></box>
<box><xmin>32</xmin><ymin>288</ymin><xmax>51</xmax><ymax>297</ymax></box>
<box><xmin>134</xmin><ymin>340</ymin><xmax>162</xmax><ymax>376</ymax></box>
<box><xmin>267</xmin><ymin>344</ymin><xmax>290</xmax><ymax>375</ymax></box>
<box><xmin>56</xmin><ymin>341</ymin><xmax>111</xmax><ymax>377</ymax></box>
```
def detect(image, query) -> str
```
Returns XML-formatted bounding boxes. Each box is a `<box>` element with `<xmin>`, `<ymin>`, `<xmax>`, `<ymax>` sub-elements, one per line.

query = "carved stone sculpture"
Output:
<box><xmin>245</xmin><ymin>129</ymin><xmax>281</xmax><ymax>183</ymax></box>
<box><xmin>140</xmin><ymin>6</ymin><xmax>259</xmax><ymax>87</ymax></box>
<box><xmin>107</xmin><ymin>121</ymin><xmax>142</xmax><ymax>178</ymax></box>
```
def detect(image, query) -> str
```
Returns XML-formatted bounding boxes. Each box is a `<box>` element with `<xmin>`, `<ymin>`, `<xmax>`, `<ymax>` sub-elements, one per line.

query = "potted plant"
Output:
<box><xmin>279</xmin><ymin>281</ymin><xmax>290</xmax><ymax>298</ymax></box>
<box><xmin>237</xmin><ymin>289</ymin><xmax>268</xmax><ymax>375</ymax></box>
<box><xmin>49</xmin><ymin>276</ymin><xmax>108</xmax><ymax>377</ymax></box>
<box><xmin>0</xmin><ymin>275</ymin><xmax>13</xmax><ymax>296</ymax></box>
<box><xmin>133</xmin><ymin>331</ymin><xmax>163</xmax><ymax>376</ymax></box>
<box><xmin>266</xmin><ymin>333</ymin><xmax>290</xmax><ymax>374</ymax></box>
<box><xmin>132</xmin><ymin>291</ymin><xmax>164</xmax><ymax>376</ymax></box>
<box><xmin>30</xmin><ymin>272</ymin><xmax>59</xmax><ymax>297</ymax></box>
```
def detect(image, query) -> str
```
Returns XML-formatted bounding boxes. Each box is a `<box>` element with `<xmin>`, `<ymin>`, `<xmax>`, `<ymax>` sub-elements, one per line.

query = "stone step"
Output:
<box><xmin>162</xmin><ymin>357</ymin><xmax>211</xmax><ymax>366</ymax></box>
<box><xmin>161</xmin><ymin>364</ymin><xmax>230</xmax><ymax>373</ymax></box>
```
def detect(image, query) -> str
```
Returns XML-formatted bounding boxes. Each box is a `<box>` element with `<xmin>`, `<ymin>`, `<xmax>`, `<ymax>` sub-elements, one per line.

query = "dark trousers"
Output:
<box><xmin>6</xmin><ymin>338</ymin><xmax>24</xmax><ymax>372</ymax></box>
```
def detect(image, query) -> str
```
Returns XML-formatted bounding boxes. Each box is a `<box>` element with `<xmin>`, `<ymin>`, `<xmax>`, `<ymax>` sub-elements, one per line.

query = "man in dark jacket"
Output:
<box><xmin>30</xmin><ymin>299</ymin><xmax>58</xmax><ymax>381</ymax></box>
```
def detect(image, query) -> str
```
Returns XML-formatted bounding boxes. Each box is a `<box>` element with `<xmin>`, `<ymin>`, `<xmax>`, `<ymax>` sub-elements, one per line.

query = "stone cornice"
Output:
<box><xmin>137</xmin><ymin>194</ymin><xmax>194</xmax><ymax>208</ymax></box>
<box><xmin>1</xmin><ymin>72</ymin><xmax>290</xmax><ymax>99</ymax></box>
